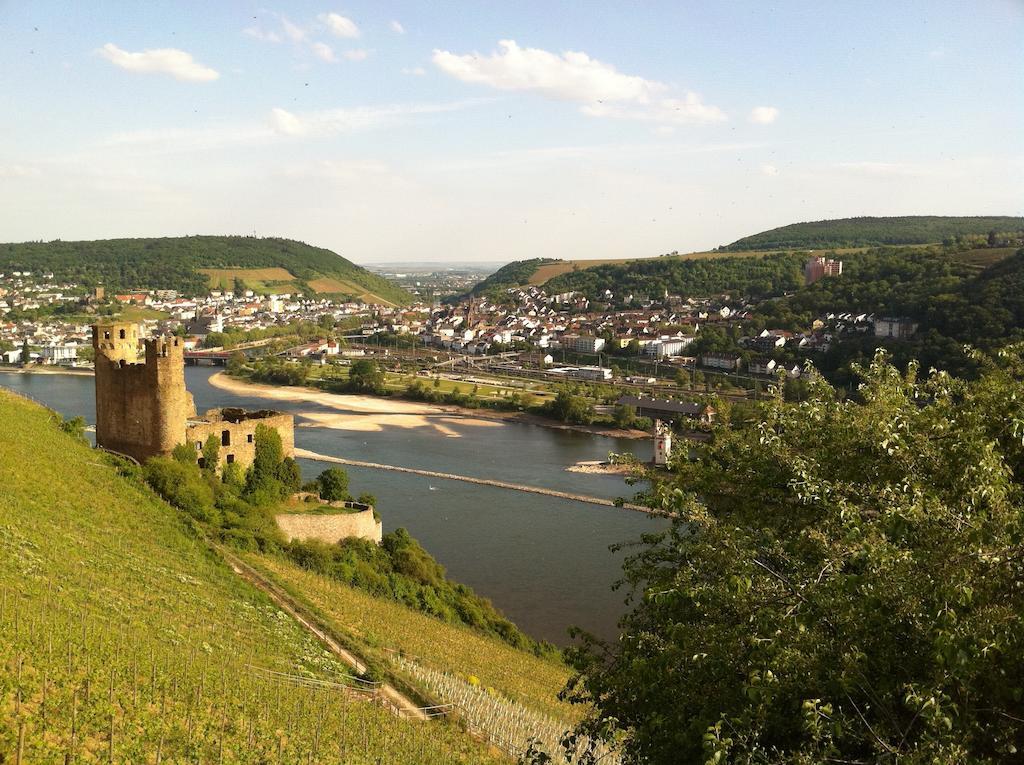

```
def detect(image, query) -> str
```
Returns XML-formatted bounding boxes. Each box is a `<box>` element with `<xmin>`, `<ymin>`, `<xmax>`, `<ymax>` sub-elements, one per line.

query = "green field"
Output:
<box><xmin>952</xmin><ymin>247</ymin><xmax>1019</xmax><ymax>268</ymax></box>
<box><xmin>200</xmin><ymin>266</ymin><xmax>299</xmax><ymax>294</ymax></box>
<box><xmin>0</xmin><ymin>389</ymin><xmax>506</xmax><ymax>763</ymax></box>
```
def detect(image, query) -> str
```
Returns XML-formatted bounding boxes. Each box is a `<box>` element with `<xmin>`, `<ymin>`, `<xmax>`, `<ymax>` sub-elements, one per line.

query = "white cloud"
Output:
<box><xmin>267</xmin><ymin>101</ymin><xmax>479</xmax><ymax>139</ymax></box>
<box><xmin>243</xmin><ymin>26</ymin><xmax>281</xmax><ymax>43</ymax></box>
<box><xmin>583</xmin><ymin>93</ymin><xmax>726</xmax><ymax>124</ymax></box>
<box><xmin>0</xmin><ymin>164</ymin><xmax>42</xmax><ymax>178</ymax></box>
<box><xmin>402</xmin><ymin>66</ymin><xmax>426</xmax><ymax>76</ymax></box>
<box><xmin>319</xmin><ymin>12</ymin><xmax>360</xmax><ymax>38</ymax></box>
<box><xmin>281</xmin><ymin>17</ymin><xmax>308</xmax><ymax>43</ymax></box>
<box><xmin>97</xmin><ymin>43</ymin><xmax>219</xmax><ymax>82</ymax></box>
<box><xmin>433</xmin><ymin>40</ymin><xmax>725</xmax><ymax>124</ymax></box>
<box><xmin>311</xmin><ymin>42</ymin><xmax>337</xmax><ymax>63</ymax></box>
<box><xmin>389</xmin><ymin>20</ymin><xmax>405</xmax><ymax>34</ymax></box>
<box><xmin>761</xmin><ymin>163</ymin><xmax>779</xmax><ymax>176</ymax></box>
<box><xmin>833</xmin><ymin>161</ymin><xmax>924</xmax><ymax>177</ymax></box>
<box><xmin>270</xmin><ymin>108</ymin><xmax>307</xmax><ymax>136</ymax></box>
<box><xmin>749</xmin><ymin>106</ymin><xmax>779</xmax><ymax>124</ymax></box>
<box><xmin>95</xmin><ymin>100</ymin><xmax>474</xmax><ymax>150</ymax></box>
<box><xmin>433</xmin><ymin>40</ymin><xmax>665</xmax><ymax>104</ymax></box>
<box><xmin>343</xmin><ymin>49</ymin><xmax>369</xmax><ymax>61</ymax></box>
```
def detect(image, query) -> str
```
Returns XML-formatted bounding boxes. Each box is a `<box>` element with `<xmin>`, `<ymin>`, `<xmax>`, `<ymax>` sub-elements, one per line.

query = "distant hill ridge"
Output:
<box><xmin>456</xmin><ymin>215</ymin><xmax>1024</xmax><ymax>299</ymax></box>
<box><xmin>0</xmin><ymin>235</ymin><xmax>412</xmax><ymax>305</ymax></box>
<box><xmin>723</xmin><ymin>215</ymin><xmax>1024</xmax><ymax>251</ymax></box>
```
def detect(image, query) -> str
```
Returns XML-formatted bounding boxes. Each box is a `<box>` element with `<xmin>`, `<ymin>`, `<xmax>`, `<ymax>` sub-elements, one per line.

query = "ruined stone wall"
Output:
<box><xmin>186</xmin><ymin>411</ymin><xmax>295</xmax><ymax>472</ymax></box>
<box><xmin>275</xmin><ymin>509</ymin><xmax>383</xmax><ymax>545</ymax></box>
<box><xmin>93</xmin><ymin>324</ymin><xmax>193</xmax><ymax>463</ymax></box>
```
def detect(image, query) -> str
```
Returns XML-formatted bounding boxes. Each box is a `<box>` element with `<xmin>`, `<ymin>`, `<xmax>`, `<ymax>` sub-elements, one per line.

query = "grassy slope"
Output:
<box><xmin>251</xmin><ymin>555</ymin><xmax>576</xmax><ymax>722</ymax></box>
<box><xmin>0</xmin><ymin>236</ymin><xmax>412</xmax><ymax>305</ymax></box>
<box><xmin>0</xmin><ymin>389</ymin><xmax>503</xmax><ymax>763</ymax></box>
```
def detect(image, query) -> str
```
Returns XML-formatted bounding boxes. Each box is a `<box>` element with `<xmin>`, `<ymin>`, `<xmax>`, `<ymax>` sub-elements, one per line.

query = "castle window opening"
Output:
<box><xmin>226</xmin><ymin>454</ymin><xmax>235</xmax><ymax>464</ymax></box>
<box><xmin>221</xmin><ymin>430</ymin><xmax>230</xmax><ymax>446</ymax></box>
<box><xmin>247</xmin><ymin>434</ymin><xmax>254</xmax><ymax>443</ymax></box>
<box><xmin>197</xmin><ymin>457</ymin><xmax>206</xmax><ymax>469</ymax></box>
<box><xmin>119</xmin><ymin>329</ymin><xmax>126</xmax><ymax>339</ymax></box>
<box><xmin>103</xmin><ymin>331</ymin><xmax>111</xmax><ymax>340</ymax></box>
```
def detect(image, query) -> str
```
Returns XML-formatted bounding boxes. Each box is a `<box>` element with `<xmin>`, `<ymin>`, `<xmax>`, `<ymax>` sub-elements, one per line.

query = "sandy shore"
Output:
<box><xmin>211</xmin><ymin>372</ymin><xmax>652</xmax><ymax>441</ymax></box>
<box><xmin>209</xmin><ymin>372</ymin><xmax>504</xmax><ymax>437</ymax></box>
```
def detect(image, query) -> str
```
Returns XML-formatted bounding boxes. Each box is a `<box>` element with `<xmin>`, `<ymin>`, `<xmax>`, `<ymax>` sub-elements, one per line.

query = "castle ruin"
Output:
<box><xmin>92</xmin><ymin>321</ymin><xmax>293</xmax><ymax>468</ymax></box>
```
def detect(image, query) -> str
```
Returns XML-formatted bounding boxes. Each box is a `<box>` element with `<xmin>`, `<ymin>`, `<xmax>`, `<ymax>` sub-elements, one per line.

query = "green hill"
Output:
<box><xmin>723</xmin><ymin>215</ymin><xmax>1024</xmax><ymax>251</ymax></box>
<box><xmin>0</xmin><ymin>235</ymin><xmax>413</xmax><ymax>305</ymax></box>
<box><xmin>0</xmin><ymin>389</ymin><xmax>502</xmax><ymax>762</ymax></box>
<box><xmin>452</xmin><ymin>258</ymin><xmax>559</xmax><ymax>301</ymax></box>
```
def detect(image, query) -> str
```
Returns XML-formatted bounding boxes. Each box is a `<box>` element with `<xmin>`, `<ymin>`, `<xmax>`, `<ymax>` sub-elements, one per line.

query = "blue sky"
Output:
<box><xmin>1</xmin><ymin>1</ymin><xmax>1021</xmax><ymax>263</ymax></box>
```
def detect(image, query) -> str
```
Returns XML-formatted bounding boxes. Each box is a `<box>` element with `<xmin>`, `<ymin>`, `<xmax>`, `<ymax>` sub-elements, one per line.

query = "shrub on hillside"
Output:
<box><xmin>143</xmin><ymin>458</ymin><xmax>218</xmax><ymax>525</ymax></box>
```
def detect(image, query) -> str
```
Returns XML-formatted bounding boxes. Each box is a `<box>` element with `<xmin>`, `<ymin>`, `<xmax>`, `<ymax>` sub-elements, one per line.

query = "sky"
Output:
<box><xmin>1</xmin><ymin>1</ymin><xmax>1022</xmax><ymax>264</ymax></box>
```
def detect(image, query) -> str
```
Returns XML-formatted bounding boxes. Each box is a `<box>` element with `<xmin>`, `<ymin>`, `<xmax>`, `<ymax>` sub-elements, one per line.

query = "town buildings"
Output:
<box><xmin>805</xmin><ymin>255</ymin><xmax>843</xmax><ymax>285</ymax></box>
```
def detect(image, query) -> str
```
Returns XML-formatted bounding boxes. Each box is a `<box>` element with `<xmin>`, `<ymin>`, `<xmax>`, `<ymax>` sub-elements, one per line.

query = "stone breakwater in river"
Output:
<box><xmin>294</xmin><ymin>448</ymin><xmax>666</xmax><ymax>516</ymax></box>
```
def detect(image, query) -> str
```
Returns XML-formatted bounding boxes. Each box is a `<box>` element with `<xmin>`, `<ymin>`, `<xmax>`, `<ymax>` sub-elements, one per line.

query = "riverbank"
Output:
<box><xmin>212</xmin><ymin>372</ymin><xmax>651</xmax><ymax>440</ymax></box>
<box><xmin>0</xmin><ymin>365</ymin><xmax>94</xmax><ymax>377</ymax></box>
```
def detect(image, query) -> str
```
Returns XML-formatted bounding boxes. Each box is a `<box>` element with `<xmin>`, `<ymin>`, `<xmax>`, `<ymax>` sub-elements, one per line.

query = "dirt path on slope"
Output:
<box><xmin>217</xmin><ymin>546</ymin><xmax>429</xmax><ymax>721</ymax></box>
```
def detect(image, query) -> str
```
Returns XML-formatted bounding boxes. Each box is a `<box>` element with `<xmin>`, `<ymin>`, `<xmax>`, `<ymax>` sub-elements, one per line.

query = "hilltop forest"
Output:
<box><xmin>722</xmin><ymin>215</ymin><xmax>1024</xmax><ymax>250</ymax></box>
<box><xmin>0</xmin><ymin>235</ymin><xmax>412</xmax><ymax>304</ymax></box>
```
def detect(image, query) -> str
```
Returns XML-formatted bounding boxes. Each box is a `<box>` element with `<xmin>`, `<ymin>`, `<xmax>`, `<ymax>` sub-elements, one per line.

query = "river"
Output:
<box><xmin>1</xmin><ymin>368</ymin><xmax>669</xmax><ymax>644</ymax></box>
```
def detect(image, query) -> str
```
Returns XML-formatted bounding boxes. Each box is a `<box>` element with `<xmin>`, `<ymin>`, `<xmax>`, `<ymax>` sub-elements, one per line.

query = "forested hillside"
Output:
<box><xmin>454</xmin><ymin>258</ymin><xmax>559</xmax><ymax>301</ymax></box>
<box><xmin>543</xmin><ymin>252</ymin><xmax>805</xmax><ymax>302</ymax></box>
<box><xmin>753</xmin><ymin>245</ymin><xmax>1024</xmax><ymax>380</ymax></box>
<box><xmin>724</xmin><ymin>215</ymin><xmax>1024</xmax><ymax>251</ymax></box>
<box><xmin>0</xmin><ymin>236</ymin><xmax>412</xmax><ymax>304</ymax></box>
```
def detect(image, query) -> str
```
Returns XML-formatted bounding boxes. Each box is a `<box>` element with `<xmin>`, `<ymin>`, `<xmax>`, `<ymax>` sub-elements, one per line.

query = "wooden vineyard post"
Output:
<box><xmin>15</xmin><ymin>721</ymin><xmax>26</xmax><ymax>765</ymax></box>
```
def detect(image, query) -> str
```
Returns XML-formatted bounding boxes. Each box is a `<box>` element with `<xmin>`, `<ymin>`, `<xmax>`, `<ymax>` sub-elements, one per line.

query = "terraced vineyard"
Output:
<box><xmin>251</xmin><ymin>556</ymin><xmax>575</xmax><ymax>722</ymax></box>
<box><xmin>247</xmin><ymin>557</ymin><xmax>622</xmax><ymax>764</ymax></box>
<box><xmin>0</xmin><ymin>388</ymin><xmax>505</xmax><ymax>763</ymax></box>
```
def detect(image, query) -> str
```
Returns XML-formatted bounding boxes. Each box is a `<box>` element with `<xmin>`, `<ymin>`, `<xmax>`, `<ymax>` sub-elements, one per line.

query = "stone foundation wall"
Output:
<box><xmin>275</xmin><ymin>509</ymin><xmax>383</xmax><ymax>545</ymax></box>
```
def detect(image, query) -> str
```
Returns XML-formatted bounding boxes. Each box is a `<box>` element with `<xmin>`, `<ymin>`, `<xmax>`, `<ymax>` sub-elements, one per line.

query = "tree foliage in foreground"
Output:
<box><xmin>560</xmin><ymin>350</ymin><xmax>1024</xmax><ymax>764</ymax></box>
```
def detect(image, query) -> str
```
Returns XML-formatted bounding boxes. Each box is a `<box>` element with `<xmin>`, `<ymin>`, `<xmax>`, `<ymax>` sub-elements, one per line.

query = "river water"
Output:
<box><xmin>1</xmin><ymin>369</ymin><xmax>669</xmax><ymax>644</ymax></box>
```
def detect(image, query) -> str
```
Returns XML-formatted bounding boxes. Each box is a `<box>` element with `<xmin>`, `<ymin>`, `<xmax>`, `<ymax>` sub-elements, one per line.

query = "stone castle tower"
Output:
<box><xmin>92</xmin><ymin>321</ymin><xmax>196</xmax><ymax>463</ymax></box>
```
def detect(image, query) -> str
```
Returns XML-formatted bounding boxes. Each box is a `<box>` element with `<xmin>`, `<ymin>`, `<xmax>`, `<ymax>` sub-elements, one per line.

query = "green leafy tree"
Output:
<box><xmin>244</xmin><ymin>424</ymin><xmax>286</xmax><ymax>502</ymax></box>
<box><xmin>316</xmin><ymin>468</ymin><xmax>350</xmax><ymax>502</ymax></box>
<box><xmin>20</xmin><ymin>339</ymin><xmax>30</xmax><ymax>364</ymax></box>
<box><xmin>201</xmin><ymin>434</ymin><xmax>220</xmax><ymax>474</ymax></box>
<box><xmin>562</xmin><ymin>350</ymin><xmax>1024</xmax><ymax>765</ymax></box>
<box><xmin>226</xmin><ymin>351</ymin><xmax>246</xmax><ymax>375</ymax></box>
<box><xmin>143</xmin><ymin>458</ymin><xmax>218</xmax><ymax>524</ymax></box>
<box><xmin>276</xmin><ymin>457</ymin><xmax>302</xmax><ymax>494</ymax></box>
<box><xmin>221</xmin><ymin>460</ymin><xmax>244</xmax><ymax>490</ymax></box>
<box><xmin>547</xmin><ymin>389</ymin><xmax>595</xmax><ymax>425</ymax></box>
<box><xmin>612</xmin><ymin>403</ymin><xmax>636</xmax><ymax>429</ymax></box>
<box><xmin>58</xmin><ymin>415</ymin><xmax>88</xmax><ymax>443</ymax></box>
<box><xmin>348</xmin><ymin>359</ymin><xmax>386</xmax><ymax>394</ymax></box>
<box><xmin>171</xmin><ymin>443</ymin><xmax>196</xmax><ymax>466</ymax></box>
